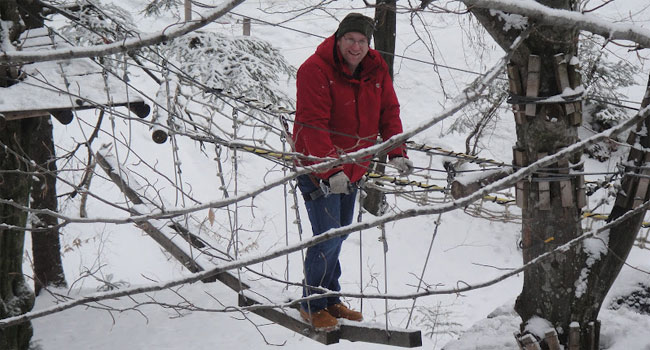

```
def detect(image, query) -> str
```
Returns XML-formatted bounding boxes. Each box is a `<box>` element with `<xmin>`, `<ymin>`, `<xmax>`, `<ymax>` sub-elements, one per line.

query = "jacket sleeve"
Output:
<box><xmin>294</xmin><ymin>62</ymin><xmax>343</xmax><ymax>179</ymax></box>
<box><xmin>378</xmin><ymin>68</ymin><xmax>407</xmax><ymax>159</ymax></box>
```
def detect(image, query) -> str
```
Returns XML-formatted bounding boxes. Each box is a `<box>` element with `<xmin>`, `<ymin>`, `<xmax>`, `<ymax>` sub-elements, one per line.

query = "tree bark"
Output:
<box><xmin>373</xmin><ymin>0</ymin><xmax>396</xmax><ymax>79</ymax></box>
<box><xmin>0</xmin><ymin>1</ymin><xmax>42</xmax><ymax>348</ymax></box>
<box><xmin>469</xmin><ymin>1</ymin><xmax>626</xmax><ymax>348</ymax></box>
<box><xmin>0</xmin><ymin>118</ymin><xmax>36</xmax><ymax>350</ymax></box>
<box><xmin>28</xmin><ymin>117</ymin><xmax>67</xmax><ymax>295</ymax></box>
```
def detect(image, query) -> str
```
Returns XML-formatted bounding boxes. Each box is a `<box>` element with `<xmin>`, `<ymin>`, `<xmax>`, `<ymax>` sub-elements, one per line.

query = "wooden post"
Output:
<box><xmin>508</xmin><ymin>63</ymin><xmax>526</xmax><ymax>124</ymax></box>
<box><xmin>513</xmin><ymin>147</ymin><xmax>528</xmax><ymax>209</ymax></box>
<box><xmin>589</xmin><ymin>320</ymin><xmax>601</xmax><ymax>350</ymax></box>
<box><xmin>567</xmin><ymin>55</ymin><xmax>583</xmax><ymax>125</ymax></box>
<box><xmin>633</xmin><ymin>152</ymin><xmax>650</xmax><ymax>208</ymax></box>
<box><xmin>538</xmin><ymin>152</ymin><xmax>551</xmax><ymax>210</ymax></box>
<box><xmin>543</xmin><ymin>329</ymin><xmax>562</xmax><ymax>350</ymax></box>
<box><xmin>577</xmin><ymin>174</ymin><xmax>587</xmax><ymax>208</ymax></box>
<box><xmin>184</xmin><ymin>0</ymin><xmax>191</xmax><ymax>21</ymax></box>
<box><xmin>526</xmin><ymin>55</ymin><xmax>541</xmax><ymax>117</ymax></box>
<box><xmin>243</xmin><ymin>18</ymin><xmax>251</xmax><ymax>36</ymax></box>
<box><xmin>568</xmin><ymin>322</ymin><xmax>580</xmax><ymax>350</ymax></box>
<box><xmin>521</xmin><ymin>334</ymin><xmax>541</xmax><ymax>350</ymax></box>
<box><xmin>553</xmin><ymin>54</ymin><xmax>575</xmax><ymax>116</ymax></box>
<box><xmin>514</xmin><ymin>332</ymin><xmax>525</xmax><ymax>350</ymax></box>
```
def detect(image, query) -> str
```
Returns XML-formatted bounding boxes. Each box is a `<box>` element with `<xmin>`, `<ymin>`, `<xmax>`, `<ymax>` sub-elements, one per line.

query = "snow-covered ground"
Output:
<box><xmin>20</xmin><ymin>1</ymin><xmax>650</xmax><ymax>349</ymax></box>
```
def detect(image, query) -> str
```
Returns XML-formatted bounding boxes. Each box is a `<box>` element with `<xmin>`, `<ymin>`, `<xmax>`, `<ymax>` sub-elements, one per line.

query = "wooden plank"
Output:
<box><xmin>96</xmin><ymin>151</ymin><xmax>223</xmax><ymax>284</ymax></box>
<box><xmin>516</xmin><ymin>181</ymin><xmax>527</xmax><ymax>209</ymax></box>
<box><xmin>521</xmin><ymin>334</ymin><xmax>541</xmax><ymax>350</ymax></box>
<box><xmin>544</xmin><ymin>329</ymin><xmax>562</xmax><ymax>350</ymax></box>
<box><xmin>633</xmin><ymin>177</ymin><xmax>650</xmax><ymax>208</ymax></box>
<box><xmin>569</xmin><ymin>322</ymin><xmax>580</xmax><ymax>350</ymax></box>
<box><xmin>513</xmin><ymin>148</ymin><xmax>527</xmax><ymax>209</ymax></box>
<box><xmin>2</xmin><ymin>100</ymin><xmax>149</xmax><ymax>122</ymax></box>
<box><xmin>633</xmin><ymin>152</ymin><xmax>650</xmax><ymax>208</ymax></box>
<box><xmin>577</xmin><ymin>175</ymin><xmax>587</xmax><ymax>208</ymax></box>
<box><xmin>513</xmin><ymin>147</ymin><xmax>527</xmax><ymax>167</ymax></box>
<box><xmin>238</xmin><ymin>294</ymin><xmax>340</xmax><ymax>345</ymax></box>
<box><xmin>538</xmin><ymin>183</ymin><xmax>551</xmax><ymax>210</ymax></box>
<box><xmin>567</xmin><ymin>55</ymin><xmax>583</xmax><ymax>125</ymax></box>
<box><xmin>514</xmin><ymin>331</ymin><xmax>525</xmax><ymax>350</ymax></box>
<box><xmin>526</xmin><ymin>55</ymin><xmax>541</xmax><ymax>117</ymax></box>
<box><xmin>560</xmin><ymin>180</ymin><xmax>574</xmax><ymax>207</ymax></box>
<box><xmin>507</xmin><ymin>63</ymin><xmax>526</xmax><ymax>124</ymax></box>
<box><xmin>238</xmin><ymin>291</ymin><xmax>422</xmax><ymax>348</ymax></box>
<box><xmin>591</xmin><ymin>320</ymin><xmax>601</xmax><ymax>350</ymax></box>
<box><xmin>553</xmin><ymin>54</ymin><xmax>575</xmax><ymax>116</ymax></box>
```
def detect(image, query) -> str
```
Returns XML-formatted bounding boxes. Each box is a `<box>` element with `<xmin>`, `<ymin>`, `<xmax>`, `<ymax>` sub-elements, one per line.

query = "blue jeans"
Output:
<box><xmin>297</xmin><ymin>174</ymin><xmax>357</xmax><ymax>312</ymax></box>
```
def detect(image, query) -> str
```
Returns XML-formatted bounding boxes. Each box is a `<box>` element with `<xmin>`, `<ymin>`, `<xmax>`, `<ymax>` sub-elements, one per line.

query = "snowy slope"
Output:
<box><xmin>22</xmin><ymin>1</ymin><xmax>650</xmax><ymax>350</ymax></box>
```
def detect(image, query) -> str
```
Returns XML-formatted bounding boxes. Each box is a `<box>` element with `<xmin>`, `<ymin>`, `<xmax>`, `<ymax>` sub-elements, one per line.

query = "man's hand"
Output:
<box><xmin>328</xmin><ymin>172</ymin><xmax>351</xmax><ymax>194</ymax></box>
<box><xmin>389</xmin><ymin>157</ymin><xmax>414</xmax><ymax>176</ymax></box>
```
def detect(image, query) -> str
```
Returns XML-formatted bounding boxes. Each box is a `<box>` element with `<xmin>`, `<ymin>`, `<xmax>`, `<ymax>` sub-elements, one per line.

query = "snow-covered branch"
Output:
<box><xmin>0</xmin><ymin>0</ymin><xmax>246</xmax><ymax>64</ymax></box>
<box><xmin>462</xmin><ymin>0</ymin><xmax>650</xmax><ymax>48</ymax></box>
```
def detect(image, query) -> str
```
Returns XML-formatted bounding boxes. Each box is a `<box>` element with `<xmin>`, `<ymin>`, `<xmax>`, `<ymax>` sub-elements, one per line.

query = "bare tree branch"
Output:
<box><xmin>0</xmin><ymin>0</ymin><xmax>246</xmax><ymax>65</ymax></box>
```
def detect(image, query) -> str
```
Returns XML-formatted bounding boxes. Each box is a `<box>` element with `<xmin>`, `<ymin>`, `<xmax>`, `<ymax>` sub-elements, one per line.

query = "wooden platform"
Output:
<box><xmin>239</xmin><ymin>288</ymin><xmax>422</xmax><ymax>347</ymax></box>
<box><xmin>96</xmin><ymin>147</ymin><xmax>422</xmax><ymax>348</ymax></box>
<box><xmin>0</xmin><ymin>27</ymin><xmax>149</xmax><ymax>122</ymax></box>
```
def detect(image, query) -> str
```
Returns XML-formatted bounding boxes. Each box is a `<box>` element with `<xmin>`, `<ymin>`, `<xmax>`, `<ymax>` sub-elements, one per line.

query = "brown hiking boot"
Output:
<box><xmin>327</xmin><ymin>303</ymin><xmax>363</xmax><ymax>322</ymax></box>
<box><xmin>300</xmin><ymin>308</ymin><xmax>339</xmax><ymax>331</ymax></box>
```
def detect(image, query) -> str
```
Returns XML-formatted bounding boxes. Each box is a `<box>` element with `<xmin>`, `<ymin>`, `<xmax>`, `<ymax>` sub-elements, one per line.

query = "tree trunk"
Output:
<box><xmin>29</xmin><ymin>117</ymin><xmax>67</xmax><ymax>295</ymax></box>
<box><xmin>512</xmin><ymin>2</ymin><xmax>583</xmax><ymax>342</ymax></box>
<box><xmin>469</xmin><ymin>1</ymin><xmax>630</xmax><ymax>347</ymax></box>
<box><xmin>0</xmin><ymin>118</ymin><xmax>36</xmax><ymax>350</ymax></box>
<box><xmin>0</xmin><ymin>1</ymin><xmax>42</xmax><ymax>348</ymax></box>
<box><xmin>573</xmin><ymin>74</ymin><xmax>650</xmax><ymax>339</ymax></box>
<box><xmin>373</xmin><ymin>0</ymin><xmax>396</xmax><ymax>79</ymax></box>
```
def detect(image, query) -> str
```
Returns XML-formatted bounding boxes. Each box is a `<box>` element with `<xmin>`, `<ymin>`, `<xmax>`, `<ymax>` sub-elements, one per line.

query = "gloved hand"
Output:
<box><xmin>389</xmin><ymin>156</ymin><xmax>414</xmax><ymax>176</ymax></box>
<box><xmin>328</xmin><ymin>172</ymin><xmax>351</xmax><ymax>194</ymax></box>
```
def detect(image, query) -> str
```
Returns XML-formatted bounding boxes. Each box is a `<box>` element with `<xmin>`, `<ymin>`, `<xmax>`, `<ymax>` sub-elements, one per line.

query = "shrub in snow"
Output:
<box><xmin>610</xmin><ymin>283</ymin><xmax>650</xmax><ymax>315</ymax></box>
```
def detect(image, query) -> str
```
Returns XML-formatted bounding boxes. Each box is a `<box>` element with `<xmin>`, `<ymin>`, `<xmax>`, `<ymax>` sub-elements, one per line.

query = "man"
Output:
<box><xmin>293</xmin><ymin>12</ymin><xmax>413</xmax><ymax>330</ymax></box>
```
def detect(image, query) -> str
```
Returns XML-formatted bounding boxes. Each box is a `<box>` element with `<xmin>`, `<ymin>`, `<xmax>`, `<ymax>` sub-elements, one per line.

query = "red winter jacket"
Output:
<box><xmin>293</xmin><ymin>35</ymin><xmax>407</xmax><ymax>183</ymax></box>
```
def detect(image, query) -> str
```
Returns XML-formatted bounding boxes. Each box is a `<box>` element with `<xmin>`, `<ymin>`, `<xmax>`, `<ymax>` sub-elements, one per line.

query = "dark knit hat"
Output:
<box><xmin>336</xmin><ymin>13</ymin><xmax>374</xmax><ymax>41</ymax></box>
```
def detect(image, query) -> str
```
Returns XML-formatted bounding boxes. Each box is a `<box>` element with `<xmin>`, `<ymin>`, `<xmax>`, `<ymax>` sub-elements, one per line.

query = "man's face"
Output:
<box><xmin>337</xmin><ymin>32</ymin><xmax>369</xmax><ymax>70</ymax></box>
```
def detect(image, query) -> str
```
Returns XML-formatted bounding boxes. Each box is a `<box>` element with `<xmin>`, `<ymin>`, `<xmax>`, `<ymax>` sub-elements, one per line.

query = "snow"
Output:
<box><xmin>576</xmin><ymin>231</ymin><xmax>610</xmax><ymax>298</ymax></box>
<box><xmin>7</xmin><ymin>1</ymin><xmax>650</xmax><ymax>350</ymax></box>
<box><xmin>0</xmin><ymin>27</ymin><xmax>144</xmax><ymax>115</ymax></box>
<box><xmin>523</xmin><ymin>316</ymin><xmax>553</xmax><ymax>339</ymax></box>
<box><xmin>489</xmin><ymin>9</ymin><xmax>528</xmax><ymax>31</ymax></box>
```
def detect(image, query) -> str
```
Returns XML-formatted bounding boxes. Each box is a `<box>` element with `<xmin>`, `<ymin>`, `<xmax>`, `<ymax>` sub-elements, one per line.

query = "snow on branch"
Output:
<box><xmin>0</xmin><ymin>0</ymin><xmax>246</xmax><ymax>65</ymax></box>
<box><xmin>462</xmin><ymin>0</ymin><xmax>650</xmax><ymax>48</ymax></box>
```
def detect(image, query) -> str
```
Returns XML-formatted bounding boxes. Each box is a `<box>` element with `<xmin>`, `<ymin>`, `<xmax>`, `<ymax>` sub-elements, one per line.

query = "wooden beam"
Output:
<box><xmin>96</xmin><ymin>150</ymin><xmax>233</xmax><ymax>285</ymax></box>
<box><xmin>553</xmin><ymin>54</ymin><xmax>575</xmax><ymax>116</ymax></box>
<box><xmin>525</xmin><ymin>55</ymin><xmax>541</xmax><ymax>117</ymax></box>
<box><xmin>2</xmin><ymin>101</ymin><xmax>149</xmax><ymax>122</ymax></box>
<box><xmin>238</xmin><ymin>290</ymin><xmax>422</xmax><ymax>348</ymax></box>
<box><xmin>450</xmin><ymin>168</ymin><xmax>513</xmax><ymax>199</ymax></box>
<box><xmin>567</xmin><ymin>56</ymin><xmax>583</xmax><ymax>125</ymax></box>
<box><xmin>544</xmin><ymin>329</ymin><xmax>562</xmax><ymax>350</ymax></box>
<box><xmin>513</xmin><ymin>148</ymin><xmax>528</xmax><ymax>209</ymax></box>
<box><xmin>521</xmin><ymin>334</ymin><xmax>541</xmax><ymax>350</ymax></box>
<box><xmin>568</xmin><ymin>322</ymin><xmax>580</xmax><ymax>350</ymax></box>
<box><xmin>507</xmin><ymin>63</ymin><xmax>525</xmax><ymax>124</ymax></box>
<box><xmin>239</xmin><ymin>294</ymin><xmax>339</xmax><ymax>345</ymax></box>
